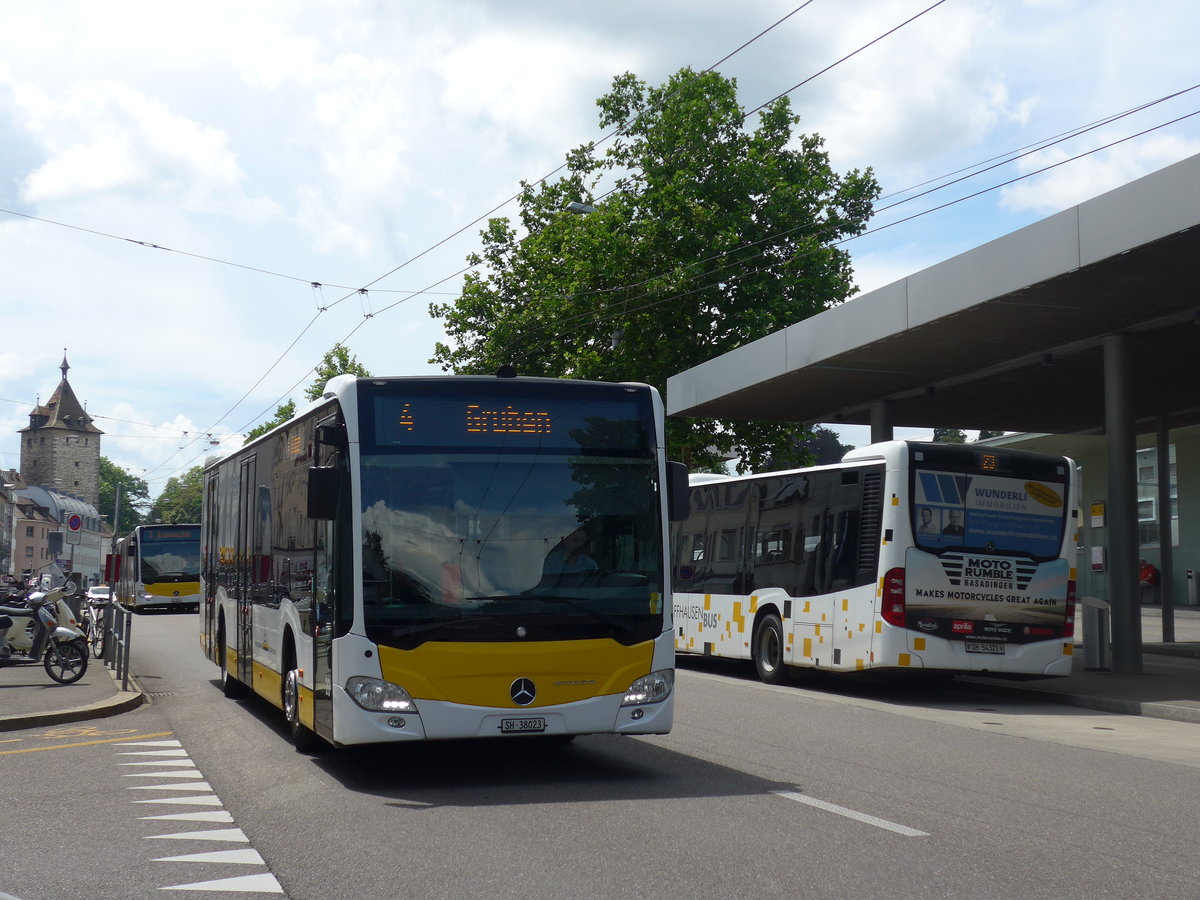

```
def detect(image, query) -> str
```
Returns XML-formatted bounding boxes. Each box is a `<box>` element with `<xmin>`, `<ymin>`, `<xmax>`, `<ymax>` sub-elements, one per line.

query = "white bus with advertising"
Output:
<box><xmin>671</xmin><ymin>441</ymin><xmax>1078</xmax><ymax>681</ymax></box>
<box><xmin>114</xmin><ymin>524</ymin><xmax>202</xmax><ymax>611</ymax></box>
<box><xmin>201</xmin><ymin>374</ymin><xmax>686</xmax><ymax>750</ymax></box>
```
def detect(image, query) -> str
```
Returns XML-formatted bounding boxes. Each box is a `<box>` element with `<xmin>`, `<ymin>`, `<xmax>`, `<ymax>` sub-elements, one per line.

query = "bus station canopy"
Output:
<box><xmin>666</xmin><ymin>152</ymin><xmax>1200</xmax><ymax>436</ymax></box>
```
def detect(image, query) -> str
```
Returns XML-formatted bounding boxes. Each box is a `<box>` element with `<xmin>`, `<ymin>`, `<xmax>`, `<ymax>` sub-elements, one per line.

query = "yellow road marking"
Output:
<box><xmin>0</xmin><ymin>731</ymin><xmax>174</xmax><ymax>756</ymax></box>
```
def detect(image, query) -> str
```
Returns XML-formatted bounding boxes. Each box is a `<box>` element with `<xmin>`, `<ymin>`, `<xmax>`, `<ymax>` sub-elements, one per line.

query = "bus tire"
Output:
<box><xmin>283</xmin><ymin>666</ymin><xmax>323</xmax><ymax>753</ymax></box>
<box><xmin>754</xmin><ymin>613</ymin><xmax>787</xmax><ymax>685</ymax></box>
<box><xmin>218</xmin><ymin>619</ymin><xmax>248</xmax><ymax>699</ymax></box>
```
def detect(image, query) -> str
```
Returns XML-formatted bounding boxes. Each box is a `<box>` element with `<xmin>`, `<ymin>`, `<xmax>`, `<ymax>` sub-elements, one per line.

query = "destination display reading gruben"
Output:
<box><xmin>367</xmin><ymin>384</ymin><xmax>654</xmax><ymax>455</ymax></box>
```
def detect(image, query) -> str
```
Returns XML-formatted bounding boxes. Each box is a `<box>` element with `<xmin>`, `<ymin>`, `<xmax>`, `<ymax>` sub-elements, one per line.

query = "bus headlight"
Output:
<box><xmin>345</xmin><ymin>676</ymin><xmax>416</xmax><ymax>712</ymax></box>
<box><xmin>621</xmin><ymin>670</ymin><xmax>674</xmax><ymax>706</ymax></box>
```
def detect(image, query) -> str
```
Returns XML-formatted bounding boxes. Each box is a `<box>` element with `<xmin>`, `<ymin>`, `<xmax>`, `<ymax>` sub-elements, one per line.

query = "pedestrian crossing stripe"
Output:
<box><xmin>117</xmin><ymin>748</ymin><xmax>190</xmax><ymax>757</ymax></box>
<box><xmin>124</xmin><ymin>770</ymin><xmax>205</xmax><ymax>778</ymax></box>
<box><xmin>120</xmin><ymin>759</ymin><xmax>197</xmax><ymax>766</ymax></box>
<box><xmin>113</xmin><ymin>740</ymin><xmax>183</xmax><ymax>747</ymax></box>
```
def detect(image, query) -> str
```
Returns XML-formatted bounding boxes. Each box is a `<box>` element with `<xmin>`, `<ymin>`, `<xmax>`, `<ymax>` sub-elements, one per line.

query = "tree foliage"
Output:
<box><xmin>762</xmin><ymin>425</ymin><xmax>855</xmax><ymax>470</ymax></box>
<box><xmin>431</xmin><ymin>68</ymin><xmax>879</xmax><ymax>471</ymax></box>
<box><xmin>243</xmin><ymin>344</ymin><xmax>372</xmax><ymax>443</ymax></box>
<box><xmin>149</xmin><ymin>465</ymin><xmax>203</xmax><ymax>524</ymax></box>
<box><xmin>933</xmin><ymin>428</ymin><xmax>967</xmax><ymax>444</ymax></box>
<box><xmin>975</xmin><ymin>429</ymin><xmax>1005</xmax><ymax>441</ymax></box>
<box><xmin>98</xmin><ymin>457</ymin><xmax>148</xmax><ymax>534</ymax></box>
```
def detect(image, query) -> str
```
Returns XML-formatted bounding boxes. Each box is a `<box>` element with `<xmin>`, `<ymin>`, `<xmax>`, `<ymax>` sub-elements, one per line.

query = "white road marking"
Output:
<box><xmin>161</xmin><ymin>873</ymin><xmax>284</xmax><ymax>893</ymax></box>
<box><xmin>145</xmin><ymin>828</ymin><xmax>249</xmax><ymax>843</ymax></box>
<box><xmin>117</xmin><ymin>740</ymin><xmax>282</xmax><ymax>894</ymax></box>
<box><xmin>153</xmin><ymin>849</ymin><xmax>266</xmax><ymax>865</ymax></box>
<box><xmin>133</xmin><ymin>795</ymin><xmax>224</xmax><ymax>806</ymax></box>
<box><xmin>141</xmin><ymin>811</ymin><xmax>235</xmax><ymax>824</ymax></box>
<box><xmin>772</xmin><ymin>790</ymin><xmax>930</xmax><ymax>837</ymax></box>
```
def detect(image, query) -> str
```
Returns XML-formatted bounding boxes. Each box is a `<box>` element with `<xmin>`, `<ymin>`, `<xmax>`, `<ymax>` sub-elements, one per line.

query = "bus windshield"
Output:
<box><xmin>357</xmin><ymin>381</ymin><xmax>665</xmax><ymax>647</ymax></box>
<box><xmin>140</xmin><ymin>527</ymin><xmax>201</xmax><ymax>585</ymax></box>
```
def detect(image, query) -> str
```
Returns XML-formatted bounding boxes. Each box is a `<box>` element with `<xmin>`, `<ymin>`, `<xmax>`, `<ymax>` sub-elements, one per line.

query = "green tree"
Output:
<box><xmin>243</xmin><ymin>344</ymin><xmax>372</xmax><ymax>443</ymax></box>
<box><xmin>305</xmin><ymin>343</ymin><xmax>371</xmax><ymax>402</ymax></box>
<box><xmin>933</xmin><ymin>428</ymin><xmax>967</xmax><ymax>443</ymax></box>
<box><xmin>149</xmin><ymin>465</ymin><xmax>203</xmax><ymax>524</ymax></box>
<box><xmin>763</xmin><ymin>425</ymin><xmax>855</xmax><ymax>470</ymax></box>
<box><xmin>431</xmin><ymin>68</ymin><xmax>879</xmax><ymax>471</ymax></box>
<box><xmin>976</xmin><ymin>429</ymin><xmax>1005</xmax><ymax>440</ymax></box>
<box><xmin>244</xmin><ymin>399</ymin><xmax>296</xmax><ymax>444</ymax></box>
<box><xmin>98</xmin><ymin>457</ymin><xmax>149</xmax><ymax>535</ymax></box>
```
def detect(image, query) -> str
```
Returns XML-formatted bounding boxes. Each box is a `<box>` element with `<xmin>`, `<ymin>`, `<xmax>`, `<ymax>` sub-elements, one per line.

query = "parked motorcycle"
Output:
<box><xmin>0</xmin><ymin>580</ymin><xmax>90</xmax><ymax>684</ymax></box>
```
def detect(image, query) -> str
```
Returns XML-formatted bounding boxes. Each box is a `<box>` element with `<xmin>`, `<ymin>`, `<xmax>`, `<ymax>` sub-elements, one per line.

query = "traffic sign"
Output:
<box><xmin>68</xmin><ymin>514</ymin><xmax>82</xmax><ymax>532</ymax></box>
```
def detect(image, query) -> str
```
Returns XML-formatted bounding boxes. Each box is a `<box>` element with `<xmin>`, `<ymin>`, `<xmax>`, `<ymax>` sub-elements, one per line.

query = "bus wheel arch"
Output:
<box><xmin>753</xmin><ymin>609</ymin><xmax>787</xmax><ymax>685</ymax></box>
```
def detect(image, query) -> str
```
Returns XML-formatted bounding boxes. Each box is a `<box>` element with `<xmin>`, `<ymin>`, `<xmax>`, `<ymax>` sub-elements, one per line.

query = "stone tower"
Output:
<box><xmin>19</xmin><ymin>352</ymin><xmax>103</xmax><ymax>507</ymax></box>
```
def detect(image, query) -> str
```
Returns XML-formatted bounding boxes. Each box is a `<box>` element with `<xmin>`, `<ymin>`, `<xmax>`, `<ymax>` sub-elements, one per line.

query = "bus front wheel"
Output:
<box><xmin>754</xmin><ymin>613</ymin><xmax>787</xmax><ymax>685</ymax></box>
<box><xmin>283</xmin><ymin>667</ymin><xmax>323</xmax><ymax>753</ymax></box>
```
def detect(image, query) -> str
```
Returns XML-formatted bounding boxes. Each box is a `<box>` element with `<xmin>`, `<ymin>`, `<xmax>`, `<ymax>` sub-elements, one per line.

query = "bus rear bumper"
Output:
<box><xmin>330</xmin><ymin>686</ymin><xmax>673</xmax><ymax>745</ymax></box>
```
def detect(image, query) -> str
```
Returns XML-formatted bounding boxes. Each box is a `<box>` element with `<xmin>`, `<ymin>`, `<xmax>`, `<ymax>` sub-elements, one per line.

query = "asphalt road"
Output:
<box><xmin>4</xmin><ymin>612</ymin><xmax>1199</xmax><ymax>899</ymax></box>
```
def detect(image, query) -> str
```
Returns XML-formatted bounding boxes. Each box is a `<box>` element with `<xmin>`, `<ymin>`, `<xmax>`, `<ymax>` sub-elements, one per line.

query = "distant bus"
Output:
<box><xmin>115</xmin><ymin>524</ymin><xmax>202</xmax><ymax>611</ymax></box>
<box><xmin>200</xmin><ymin>374</ymin><xmax>685</xmax><ymax>750</ymax></box>
<box><xmin>671</xmin><ymin>441</ymin><xmax>1079</xmax><ymax>681</ymax></box>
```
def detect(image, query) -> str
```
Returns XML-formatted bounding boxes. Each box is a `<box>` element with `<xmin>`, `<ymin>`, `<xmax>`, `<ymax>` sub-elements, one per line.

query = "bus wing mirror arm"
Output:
<box><xmin>307</xmin><ymin>466</ymin><xmax>338</xmax><ymax>521</ymax></box>
<box><xmin>667</xmin><ymin>462</ymin><xmax>690</xmax><ymax>522</ymax></box>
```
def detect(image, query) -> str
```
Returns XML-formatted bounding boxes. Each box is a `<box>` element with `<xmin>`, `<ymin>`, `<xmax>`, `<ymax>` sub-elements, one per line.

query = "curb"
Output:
<box><xmin>0</xmin><ymin>666</ymin><xmax>145</xmax><ymax>733</ymax></box>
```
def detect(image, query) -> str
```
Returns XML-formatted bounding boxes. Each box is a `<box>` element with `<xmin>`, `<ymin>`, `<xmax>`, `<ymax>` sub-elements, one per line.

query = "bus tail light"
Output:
<box><xmin>1063</xmin><ymin>579</ymin><xmax>1077</xmax><ymax>638</ymax></box>
<box><xmin>881</xmin><ymin>567</ymin><xmax>906</xmax><ymax>627</ymax></box>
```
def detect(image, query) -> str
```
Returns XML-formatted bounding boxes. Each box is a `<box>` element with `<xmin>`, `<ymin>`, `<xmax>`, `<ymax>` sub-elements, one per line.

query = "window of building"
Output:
<box><xmin>25</xmin><ymin>525</ymin><xmax>33</xmax><ymax>537</ymax></box>
<box><xmin>1137</xmin><ymin>445</ymin><xmax>1179</xmax><ymax>548</ymax></box>
<box><xmin>24</xmin><ymin>546</ymin><xmax>33</xmax><ymax>558</ymax></box>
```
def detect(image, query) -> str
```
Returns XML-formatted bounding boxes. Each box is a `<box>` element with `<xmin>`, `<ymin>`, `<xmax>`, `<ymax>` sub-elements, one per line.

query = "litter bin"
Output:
<box><xmin>1078</xmin><ymin>596</ymin><xmax>1110</xmax><ymax>671</ymax></box>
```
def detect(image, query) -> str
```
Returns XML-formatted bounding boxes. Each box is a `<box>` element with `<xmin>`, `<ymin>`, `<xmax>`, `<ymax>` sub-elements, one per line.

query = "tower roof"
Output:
<box><xmin>20</xmin><ymin>352</ymin><xmax>103</xmax><ymax>435</ymax></box>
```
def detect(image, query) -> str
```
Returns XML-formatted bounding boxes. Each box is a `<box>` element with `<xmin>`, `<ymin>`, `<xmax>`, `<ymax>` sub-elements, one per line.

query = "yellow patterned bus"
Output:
<box><xmin>201</xmin><ymin>374</ymin><xmax>686</xmax><ymax>751</ymax></box>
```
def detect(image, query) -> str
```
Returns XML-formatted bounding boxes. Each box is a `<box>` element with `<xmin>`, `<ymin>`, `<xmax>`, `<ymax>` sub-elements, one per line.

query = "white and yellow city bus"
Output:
<box><xmin>672</xmin><ymin>441</ymin><xmax>1079</xmax><ymax>681</ymax></box>
<box><xmin>201</xmin><ymin>374</ymin><xmax>686</xmax><ymax>750</ymax></box>
<box><xmin>114</xmin><ymin>524</ymin><xmax>202</xmax><ymax>611</ymax></box>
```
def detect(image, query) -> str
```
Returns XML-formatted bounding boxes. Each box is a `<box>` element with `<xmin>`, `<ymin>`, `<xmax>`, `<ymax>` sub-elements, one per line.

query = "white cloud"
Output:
<box><xmin>999</xmin><ymin>134</ymin><xmax>1200</xmax><ymax>214</ymax></box>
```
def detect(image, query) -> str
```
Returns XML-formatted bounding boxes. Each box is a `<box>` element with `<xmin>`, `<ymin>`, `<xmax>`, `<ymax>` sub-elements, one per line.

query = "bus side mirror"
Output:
<box><xmin>307</xmin><ymin>467</ymin><xmax>339</xmax><ymax>521</ymax></box>
<box><xmin>667</xmin><ymin>462</ymin><xmax>690</xmax><ymax>522</ymax></box>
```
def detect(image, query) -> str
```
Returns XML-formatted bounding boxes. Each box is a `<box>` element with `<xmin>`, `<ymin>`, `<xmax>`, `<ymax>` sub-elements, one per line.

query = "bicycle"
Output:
<box><xmin>81</xmin><ymin>597</ymin><xmax>108</xmax><ymax>660</ymax></box>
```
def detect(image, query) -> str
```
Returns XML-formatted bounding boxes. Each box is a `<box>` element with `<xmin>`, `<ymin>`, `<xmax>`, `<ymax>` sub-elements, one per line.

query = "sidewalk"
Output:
<box><xmin>1</xmin><ymin>610</ymin><xmax>1198</xmax><ymax>731</ymax></box>
<box><xmin>0</xmin><ymin>658</ymin><xmax>143</xmax><ymax>731</ymax></box>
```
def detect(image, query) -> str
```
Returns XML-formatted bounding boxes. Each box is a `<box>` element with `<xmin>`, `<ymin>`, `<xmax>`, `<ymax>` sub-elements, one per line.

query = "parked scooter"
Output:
<box><xmin>0</xmin><ymin>578</ymin><xmax>90</xmax><ymax>684</ymax></box>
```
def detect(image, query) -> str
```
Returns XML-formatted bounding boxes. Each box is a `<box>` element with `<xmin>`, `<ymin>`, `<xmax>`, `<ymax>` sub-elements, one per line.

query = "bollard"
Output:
<box><xmin>1079</xmin><ymin>596</ymin><xmax>1110</xmax><ymax>671</ymax></box>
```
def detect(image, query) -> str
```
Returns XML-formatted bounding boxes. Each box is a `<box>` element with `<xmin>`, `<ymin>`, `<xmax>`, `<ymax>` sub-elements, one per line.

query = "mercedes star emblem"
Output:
<box><xmin>510</xmin><ymin>677</ymin><xmax>536</xmax><ymax>706</ymax></box>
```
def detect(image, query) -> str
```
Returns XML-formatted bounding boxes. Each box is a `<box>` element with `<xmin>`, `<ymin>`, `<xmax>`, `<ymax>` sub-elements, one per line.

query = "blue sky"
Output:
<box><xmin>2</xmin><ymin>0</ymin><xmax>1198</xmax><ymax>495</ymax></box>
